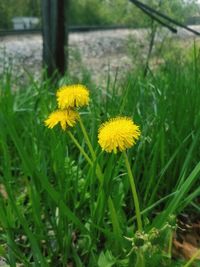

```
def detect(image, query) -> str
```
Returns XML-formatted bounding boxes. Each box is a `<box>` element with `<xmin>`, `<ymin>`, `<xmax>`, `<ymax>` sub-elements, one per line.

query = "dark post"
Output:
<box><xmin>41</xmin><ymin>0</ymin><xmax>68</xmax><ymax>77</ymax></box>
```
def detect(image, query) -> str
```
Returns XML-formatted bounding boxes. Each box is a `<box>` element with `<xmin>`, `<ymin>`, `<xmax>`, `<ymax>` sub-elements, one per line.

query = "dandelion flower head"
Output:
<box><xmin>98</xmin><ymin>117</ymin><xmax>140</xmax><ymax>153</ymax></box>
<box><xmin>56</xmin><ymin>84</ymin><xmax>89</xmax><ymax>109</ymax></box>
<box><xmin>44</xmin><ymin>109</ymin><xmax>79</xmax><ymax>131</ymax></box>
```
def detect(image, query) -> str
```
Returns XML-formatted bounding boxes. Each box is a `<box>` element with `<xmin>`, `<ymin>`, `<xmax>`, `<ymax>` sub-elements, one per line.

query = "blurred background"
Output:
<box><xmin>0</xmin><ymin>0</ymin><xmax>200</xmax><ymax>30</ymax></box>
<box><xmin>0</xmin><ymin>0</ymin><xmax>200</xmax><ymax>84</ymax></box>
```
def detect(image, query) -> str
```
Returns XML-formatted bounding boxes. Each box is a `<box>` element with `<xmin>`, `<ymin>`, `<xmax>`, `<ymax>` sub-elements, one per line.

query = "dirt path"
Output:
<box><xmin>0</xmin><ymin>26</ymin><xmax>199</xmax><ymax>84</ymax></box>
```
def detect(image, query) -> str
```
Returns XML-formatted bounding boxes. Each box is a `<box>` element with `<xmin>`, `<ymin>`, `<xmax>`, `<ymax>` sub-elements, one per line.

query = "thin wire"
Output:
<box><xmin>129</xmin><ymin>0</ymin><xmax>200</xmax><ymax>36</ymax></box>
<box><xmin>133</xmin><ymin>0</ymin><xmax>177</xmax><ymax>33</ymax></box>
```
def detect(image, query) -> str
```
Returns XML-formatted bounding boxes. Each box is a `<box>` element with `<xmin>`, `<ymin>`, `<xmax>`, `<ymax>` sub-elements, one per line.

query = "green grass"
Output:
<box><xmin>0</xmin><ymin>48</ymin><xmax>200</xmax><ymax>266</ymax></box>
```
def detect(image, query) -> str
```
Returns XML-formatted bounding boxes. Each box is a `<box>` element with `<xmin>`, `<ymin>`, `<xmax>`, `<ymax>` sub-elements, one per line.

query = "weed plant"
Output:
<box><xmin>0</xmin><ymin>47</ymin><xmax>200</xmax><ymax>266</ymax></box>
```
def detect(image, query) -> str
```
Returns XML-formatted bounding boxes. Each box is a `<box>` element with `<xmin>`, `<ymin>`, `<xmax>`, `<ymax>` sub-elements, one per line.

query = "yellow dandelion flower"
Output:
<box><xmin>44</xmin><ymin>109</ymin><xmax>79</xmax><ymax>131</ymax></box>
<box><xmin>56</xmin><ymin>84</ymin><xmax>89</xmax><ymax>109</ymax></box>
<box><xmin>98</xmin><ymin>117</ymin><xmax>141</xmax><ymax>153</ymax></box>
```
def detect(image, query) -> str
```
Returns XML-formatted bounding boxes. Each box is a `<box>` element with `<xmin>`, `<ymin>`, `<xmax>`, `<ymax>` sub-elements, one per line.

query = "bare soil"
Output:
<box><xmin>0</xmin><ymin>26</ymin><xmax>200</xmax><ymax>84</ymax></box>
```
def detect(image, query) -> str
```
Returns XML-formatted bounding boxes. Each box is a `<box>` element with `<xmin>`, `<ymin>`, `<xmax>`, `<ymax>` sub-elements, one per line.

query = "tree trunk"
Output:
<box><xmin>41</xmin><ymin>0</ymin><xmax>68</xmax><ymax>78</ymax></box>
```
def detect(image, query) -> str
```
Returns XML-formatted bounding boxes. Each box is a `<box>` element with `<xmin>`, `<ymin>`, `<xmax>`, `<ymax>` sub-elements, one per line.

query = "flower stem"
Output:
<box><xmin>183</xmin><ymin>248</ymin><xmax>200</xmax><ymax>267</ymax></box>
<box><xmin>167</xmin><ymin>230</ymin><xmax>173</xmax><ymax>259</ymax></box>
<box><xmin>79</xmin><ymin>116</ymin><xmax>96</xmax><ymax>159</ymax></box>
<box><xmin>135</xmin><ymin>249</ymin><xmax>145</xmax><ymax>267</ymax></box>
<box><xmin>79</xmin><ymin>116</ymin><xmax>104</xmax><ymax>184</ymax></box>
<box><xmin>123</xmin><ymin>151</ymin><xmax>143</xmax><ymax>231</ymax></box>
<box><xmin>67</xmin><ymin>131</ymin><xmax>93</xmax><ymax>166</ymax></box>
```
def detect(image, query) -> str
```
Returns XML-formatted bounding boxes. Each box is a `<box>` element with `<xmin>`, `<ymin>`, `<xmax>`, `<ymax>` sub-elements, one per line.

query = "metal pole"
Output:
<box><xmin>41</xmin><ymin>0</ymin><xmax>67</xmax><ymax>78</ymax></box>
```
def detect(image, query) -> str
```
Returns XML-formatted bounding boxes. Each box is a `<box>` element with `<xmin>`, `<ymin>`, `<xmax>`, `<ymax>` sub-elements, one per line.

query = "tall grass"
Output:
<box><xmin>0</xmin><ymin>48</ymin><xmax>199</xmax><ymax>266</ymax></box>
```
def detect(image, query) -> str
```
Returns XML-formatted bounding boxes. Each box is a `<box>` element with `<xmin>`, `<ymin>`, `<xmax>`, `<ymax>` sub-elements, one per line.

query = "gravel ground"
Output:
<box><xmin>0</xmin><ymin>26</ymin><xmax>200</xmax><ymax>84</ymax></box>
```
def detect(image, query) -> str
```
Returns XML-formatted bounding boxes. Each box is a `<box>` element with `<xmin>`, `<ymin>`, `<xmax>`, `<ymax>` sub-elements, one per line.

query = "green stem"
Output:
<box><xmin>123</xmin><ymin>151</ymin><xmax>143</xmax><ymax>231</ymax></box>
<box><xmin>167</xmin><ymin>230</ymin><xmax>173</xmax><ymax>259</ymax></box>
<box><xmin>68</xmin><ymin>131</ymin><xmax>103</xmax><ymax>183</ymax></box>
<box><xmin>135</xmin><ymin>249</ymin><xmax>145</xmax><ymax>267</ymax></box>
<box><xmin>79</xmin><ymin>116</ymin><xmax>96</xmax><ymax>159</ymax></box>
<box><xmin>183</xmin><ymin>248</ymin><xmax>200</xmax><ymax>267</ymax></box>
<box><xmin>67</xmin><ymin>131</ymin><xmax>93</xmax><ymax>166</ymax></box>
<box><xmin>79</xmin><ymin>116</ymin><xmax>104</xmax><ymax>184</ymax></box>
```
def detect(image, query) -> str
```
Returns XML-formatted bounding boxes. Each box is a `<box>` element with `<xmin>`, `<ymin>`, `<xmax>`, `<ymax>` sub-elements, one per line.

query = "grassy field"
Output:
<box><xmin>0</xmin><ymin>43</ymin><xmax>200</xmax><ymax>266</ymax></box>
